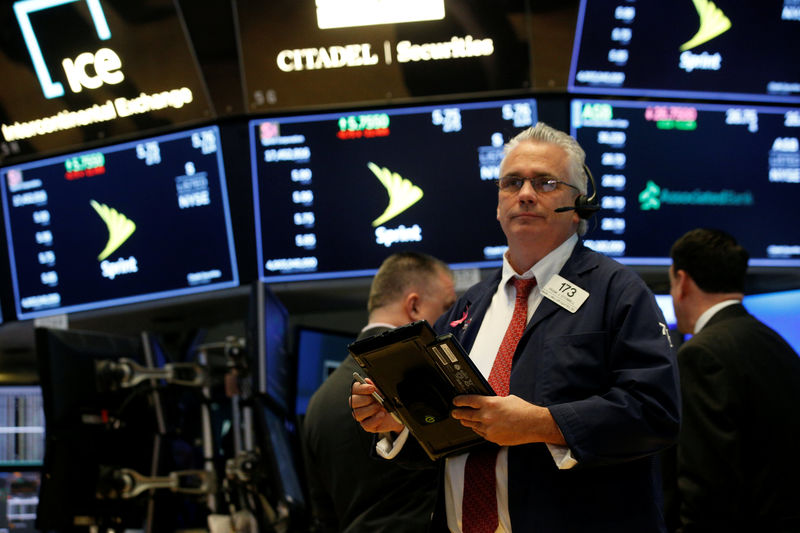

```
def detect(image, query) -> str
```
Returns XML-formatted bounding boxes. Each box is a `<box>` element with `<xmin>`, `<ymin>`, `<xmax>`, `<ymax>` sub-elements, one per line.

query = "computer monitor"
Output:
<box><xmin>0</xmin><ymin>0</ymin><xmax>213</xmax><ymax>158</ymax></box>
<box><xmin>568</xmin><ymin>0</ymin><xmax>800</xmax><ymax>104</ymax></box>
<box><xmin>0</xmin><ymin>470</ymin><xmax>40</xmax><ymax>533</ymax></box>
<box><xmin>0</xmin><ymin>386</ymin><xmax>44</xmax><ymax>533</ymax></box>
<box><xmin>743</xmin><ymin>289</ymin><xmax>800</xmax><ymax>354</ymax></box>
<box><xmin>570</xmin><ymin>98</ymin><xmax>800</xmax><ymax>267</ymax></box>
<box><xmin>247</xmin><ymin>282</ymin><xmax>292</xmax><ymax>412</ymax></box>
<box><xmin>294</xmin><ymin>326</ymin><xmax>355</xmax><ymax>416</ymax></box>
<box><xmin>35</xmin><ymin>327</ymin><xmax>158</xmax><ymax>530</ymax></box>
<box><xmin>250</xmin><ymin>395</ymin><xmax>306</xmax><ymax>532</ymax></box>
<box><xmin>651</xmin><ymin>290</ymin><xmax>800</xmax><ymax>355</ymax></box>
<box><xmin>1</xmin><ymin>124</ymin><xmax>239</xmax><ymax>319</ymax></box>
<box><xmin>235</xmin><ymin>2</ymin><xmax>532</xmax><ymax>111</ymax></box>
<box><xmin>0</xmin><ymin>385</ymin><xmax>44</xmax><ymax>468</ymax></box>
<box><xmin>654</xmin><ymin>294</ymin><xmax>677</xmax><ymax>330</ymax></box>
<box><xmin>249</xmin><ymin>96</ymin><xmax>539</xmax><ymax>282</ymax></box>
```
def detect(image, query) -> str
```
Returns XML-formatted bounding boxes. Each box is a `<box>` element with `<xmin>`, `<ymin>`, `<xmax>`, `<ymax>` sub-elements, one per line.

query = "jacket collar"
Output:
<box><xmin>455</xmin><ymin>240</ymin><xmax>600</xmax><ymax>349</ymax></box>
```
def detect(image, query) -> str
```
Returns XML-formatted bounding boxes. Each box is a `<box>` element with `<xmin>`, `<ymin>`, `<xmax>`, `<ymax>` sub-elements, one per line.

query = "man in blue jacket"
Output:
<box><xmin>352</xmin><ymin>122</ymin><xmax>680</xmax><ymax>532</ymax></box>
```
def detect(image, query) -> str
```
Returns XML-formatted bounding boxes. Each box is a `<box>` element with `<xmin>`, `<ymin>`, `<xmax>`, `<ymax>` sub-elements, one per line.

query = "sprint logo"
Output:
<box><xmin>639</xmin><ymin>180</ymin><xmax>662</xmax><ymax>210</ymax></box>
<box><xmin>91</xmin><ymin>199</ymin><xmax>136</xmax><ymax>260</ymax></box>
<box><xmin>680</xmin><ymin>0</ymin><xmax>731</xmax><ymax>51</ymax></box>
<box><xmin>368</xmin><ymin>162</ymin><xmax>423</xmax><ymax>227</ymax></box>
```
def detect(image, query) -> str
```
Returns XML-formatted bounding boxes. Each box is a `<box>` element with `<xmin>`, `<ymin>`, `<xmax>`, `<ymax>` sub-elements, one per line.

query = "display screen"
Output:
<box><xmin>652</xmin><ymin>290</ymin><xmax>800</xmax><ymax>355</ymax></box>
<box><xmin>250</xmin><ymin>97</ymin><xmax>537</xmax><ymax>281</ymax></box>
<box><xmin>570</xmin><ymin>98</ymin><xmax>800</xmax><ymax>266</ymax></box>
<box><xmin>252</xmin><ymin>396</ymin><xmax>306</xmax><ymax>527</ymax></box>
<box><xmin>0</xmin><ymin>386</ymin><xmax>44</xmax><ymax>467</ymax></box>
<box><xmin>294</xmin><ymin>327</ymin><xmax>355</xmax><ymax>416</ymax></box>
<box><xmin>35</xmin><ymin>327</ymin><xmax>155</xmax><ymax>529</ymax></box>
<box><xmin>0</xmin><ymin>470</ymin><xmax>40</xmax><ymax>532</ymax></box>
<box><xmin>1</xmin><ymin>125</ymin><xmax>239</xmax><ymax>319</ymax></box>
<box><xmin>654</xmin><ymin>294</ymin><xmax>677</xmax><ymax>329</ymax></box>
<box><xmin>0</xmin><ymin>0</ymin><xmax>213</xmax><ymax>158</ymax></box>
<box><xmin>235</xmin><ymin>1</ymin><xmax>531</xmax><ymax>112</ymax></box>
<box><xmin>743</xmin><ymin>289</ymin><xmax>800</xmax><ymax>354</ymax></box>
<box><xmin>247</xmin><ymin>283</ymin><xmax>291</xmax><ymax>409</ymax></box>
<box><xmin>568</xmin><ymin>0</ymin><xmax>800</xmax><ymax>103</ymax></box>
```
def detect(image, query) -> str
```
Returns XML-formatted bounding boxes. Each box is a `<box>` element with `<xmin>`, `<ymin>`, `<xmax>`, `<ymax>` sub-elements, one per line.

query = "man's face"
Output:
<box><xmin>496</xmin><ymin>141</ymin><xmax>580</xmax><ymax>254</ymax></box>
<box><xmin>416</xmin><ymin>269</ymin><xmax>457</xmax><ymax>325</ymax></box>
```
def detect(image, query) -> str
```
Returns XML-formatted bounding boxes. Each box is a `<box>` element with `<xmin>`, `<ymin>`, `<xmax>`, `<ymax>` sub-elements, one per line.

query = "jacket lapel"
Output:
<box><xmin>525</xmin><ymin>242</ymin><xmax>600</xmax><ymax>334</ymax></box>
<box><xmin>455</xmin><ymin>272</ymin><xmax>502</xmax><ymax>352</ymax></box>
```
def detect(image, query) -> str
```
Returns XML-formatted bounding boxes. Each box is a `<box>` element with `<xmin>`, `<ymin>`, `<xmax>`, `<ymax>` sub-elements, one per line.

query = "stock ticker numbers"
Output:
<box><xmin>257</xmin><ymin>121</ymin><xmax>319</xmax><ymax>276</ymax></box>
<box><xmin>250</xmin><ymin>98</ymin><xmax>536</xmax><ymax>282</ymax></box>
<box><xmin>571</xmin><ymin>99</ymin><xmax>800</xmax><ymax>266</ymax></box>
<box><xmin>570</xmin><ymin>0</ymin><xmax>800</xmax><ymax>104</ymax></box>
<box><xmin>0</xmin><ymin>126</ymin><xmax>238</xmax><ymax>319</ymax></box>
<box><xmin>336</xmin><ymin>113</ymin><xmax>391</xmax><ymax>139</ymax></box>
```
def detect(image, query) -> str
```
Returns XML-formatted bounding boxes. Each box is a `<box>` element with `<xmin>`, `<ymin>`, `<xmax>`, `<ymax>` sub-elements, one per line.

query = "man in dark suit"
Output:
<box><xmin>665</xmin><ymin>228</ymin><xmax>800</xmax><ymax>532</ymax></box>
<box><xmin>301</xmin><ymin>251</ymin><xmax>456</xmax><ymax>532</ymax></box>
<box><xmin>352</xmin><ymin>123</ymin><xmax>680</xmax><ymax>532</ymax></box>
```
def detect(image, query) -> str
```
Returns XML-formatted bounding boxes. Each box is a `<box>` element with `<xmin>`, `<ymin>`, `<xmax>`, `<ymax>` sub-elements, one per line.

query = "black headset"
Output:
<box><xmin>554</xmin><ymin>164</ymin><xmax>601</xmax><ymax>219</ymax></box>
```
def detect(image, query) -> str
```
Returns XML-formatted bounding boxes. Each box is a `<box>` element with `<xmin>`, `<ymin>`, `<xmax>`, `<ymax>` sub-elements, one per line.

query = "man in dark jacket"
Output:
<box><xmin>352</xmin><ymin>123</ymin><xmax>680</xmax><ymax>532</ymax></box>
<box><xmin>665</xmin><ymin>228</ymin><xmax>800</xmax><ymax>532</ymax></box>
<box><xmin>302</xmin><ymin>251</ymin><xmax>455</xmax><ymax>532</ymax></box>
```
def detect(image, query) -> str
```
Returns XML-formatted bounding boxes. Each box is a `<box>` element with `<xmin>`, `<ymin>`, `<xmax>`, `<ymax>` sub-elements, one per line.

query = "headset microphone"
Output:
<box><xmin>554</xmin><ymin>164</ymin><xmax>601</xmax><ymax>220</ymax></box>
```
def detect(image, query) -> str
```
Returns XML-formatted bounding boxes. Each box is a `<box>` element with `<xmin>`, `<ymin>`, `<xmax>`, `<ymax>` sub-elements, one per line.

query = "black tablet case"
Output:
<box><xmin>348</xmin><ymin>320</ymin><xmax>495</xmax><ymax>460</ymax></box>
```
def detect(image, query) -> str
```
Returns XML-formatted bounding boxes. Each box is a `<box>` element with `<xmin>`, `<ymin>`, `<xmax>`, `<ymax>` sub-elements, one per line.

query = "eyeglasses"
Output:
<box><xmin>495</xmin><ymin>175</ymin><xmax>580</xmax><ymax>194</ymax></box>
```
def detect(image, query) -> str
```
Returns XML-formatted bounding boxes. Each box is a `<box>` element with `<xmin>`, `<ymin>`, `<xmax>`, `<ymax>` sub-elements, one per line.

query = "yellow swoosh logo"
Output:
<box><xmin>368</xmin><ymin>162</ymin><xmax>424</xmax><ymax>227</ymax></box>
<box><xmin>680</xmin><ymin>0</ymin><xmax>731</xmax><ymax>51</ymax></box>
<box><xmin>91</xmin><ymin>200</ymin><xmax>136</xmax><ymax>261</ymax></box>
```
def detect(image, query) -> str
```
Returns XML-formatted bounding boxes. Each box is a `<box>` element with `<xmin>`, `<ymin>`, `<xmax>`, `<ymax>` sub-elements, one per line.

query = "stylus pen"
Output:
<box><xmin>353</xmin><ymin>372</ymin><xmax>403</xmax><ymax>425</ymax></box>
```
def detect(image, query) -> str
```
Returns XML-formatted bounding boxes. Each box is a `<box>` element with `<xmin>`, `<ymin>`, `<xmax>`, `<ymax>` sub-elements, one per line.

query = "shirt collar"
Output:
<box><xmin>694</xmin><ymin>299</ymin><xmax>742</xmax><ymax>334</ymax></box>
<box><xmin>361</xmin><ymin>322</ymin><xmax>396</xmax><ymax>333</ymax></box>
<box><xmin>501</xmin><ymin>233</ymin><xmax>579</xmax><ymax>288</ymax></box>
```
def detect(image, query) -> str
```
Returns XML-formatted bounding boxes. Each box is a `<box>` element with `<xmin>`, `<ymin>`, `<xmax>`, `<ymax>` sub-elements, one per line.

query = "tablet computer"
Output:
<box><xmin>348</xmin><ymin>320</ymin><xmax>495</xmax><ymax>461</ymax></box>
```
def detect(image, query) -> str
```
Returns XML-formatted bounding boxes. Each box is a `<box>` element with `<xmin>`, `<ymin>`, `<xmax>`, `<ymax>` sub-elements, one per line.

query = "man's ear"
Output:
<box><xmin>404</xmin><ymin>292</ymin><xmax>421</xmax><ymax>321</ymax></box>
<box><xmin>673</xmin><ymin>268</ymin><xmax>691</xmax><ymax>299</ymax></box>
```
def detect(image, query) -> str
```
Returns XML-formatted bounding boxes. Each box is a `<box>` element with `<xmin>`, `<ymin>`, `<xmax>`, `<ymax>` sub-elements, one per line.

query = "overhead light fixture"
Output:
<box><xmin>315</xmin><ymin>0</ymin><xmax>445</xmax><ymax>29</ymax></box>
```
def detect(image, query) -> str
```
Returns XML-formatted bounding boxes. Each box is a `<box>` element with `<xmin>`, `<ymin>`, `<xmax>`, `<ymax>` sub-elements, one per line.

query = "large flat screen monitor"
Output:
<box><xmin>251</xmin><ymin>395</ymin><xmax>306</xmax><ymax>531</ymax></box>
<box><xmin>250</xmin><ymin>97</ymin><xmax>538</xmax><ymax>282</ymax></box>
<box><xmin>1</xmin><ymin>124</ymin><xmax>239</xmax><ymax>319</ymax></box>
<box><xmin>0</xmin><ymin>386</ymin><xmax>44</xmax><ymax>467</ymax></box>
<box><xmin>235</xmin><ymin>1</ymin><xmax>531</xmax><ymax>112</ymax></box>
<box><xmin>294</xmin><ymin>326</ymin><xmax>355</xmax><ymax>416</ymax></box>
<box><xmin>568</xmin><ymin>0</ymin><xmax>800</xmax><ymax>103</ymax></box>
<box><xmin>0</xmin><ymin>470</ymin><xmax>40</xmax><ymax>532</ymax></box>
<box><xmin>35</xmin><ymin>327</ymin><xmax>157</xmax><ymax>530</ymax></box>
<box><xmin>652</xmin><ymin>290</ymin><xmax>800</xmax><ymax>355</ymax></box>
<box><xmin>0</xmin><ymin>0</ymin><xmax>213</xmax><ymax>158</ymax></box>
<box><xmin>743</xmin><ymin>289</ymin><xmax>800</xmax><ymax>354</ymax></box>
<box><xmin>248</xmin><ymin>282</ymin><xmax>291</xmax><ymax>410</ymax></box>
<box><xmin>570</xmin><ymin>98</ymin><xmax>800</xmax><ymax>267</ymax></box>
<box><xmin>0</xmin><ymin>386</ymin><xmax>43</xmax><ymax>531</ymax></box>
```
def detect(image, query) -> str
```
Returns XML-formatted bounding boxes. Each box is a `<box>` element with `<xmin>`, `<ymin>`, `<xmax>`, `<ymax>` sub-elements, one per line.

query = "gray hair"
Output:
<box><xmin>505</xmin><ymin>123</ymin><xmax>589</xmax><ymax>235</ymax></box>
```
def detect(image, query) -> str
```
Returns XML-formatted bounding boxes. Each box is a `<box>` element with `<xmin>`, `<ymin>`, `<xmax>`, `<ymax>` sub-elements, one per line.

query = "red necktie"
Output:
<box><xmin>462</xmin><ymin>277</ymin><xmax>537</xmax><ymax>533</ymax></box>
